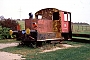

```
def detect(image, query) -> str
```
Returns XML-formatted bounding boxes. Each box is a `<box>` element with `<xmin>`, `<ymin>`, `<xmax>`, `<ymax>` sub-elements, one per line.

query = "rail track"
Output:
<box><xmin>71</xmin><ymin>33</ymin><xmax>90</xmax><ymax>43</ymax></box>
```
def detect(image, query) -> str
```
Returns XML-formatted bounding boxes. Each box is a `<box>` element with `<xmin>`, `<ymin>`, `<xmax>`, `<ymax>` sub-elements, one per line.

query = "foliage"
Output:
<box><xmin>0</xmin><ymin>19</ymin><xmax>18</xmax><ymax>30</ymax></box>
<box><xmin>0</xmin><ymin>26</ymin><xmax>11</xmax><ymax>39</ymax></box>
<box><xmin>0</xmin><ymin>19</ymin><xmax>19</xmax><ymax>40</ymax></box>
<box><xmin>0</xmin><ymin>15</ymin><xmax>5</xmax><ymax>20</ymax></box>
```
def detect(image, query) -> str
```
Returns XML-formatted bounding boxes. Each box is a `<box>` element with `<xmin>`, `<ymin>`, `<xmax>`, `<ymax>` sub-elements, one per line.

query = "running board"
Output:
<box><xmin>37</xmin><ymin>38</ymin><xmax>64</xmax><ymax>41</ymax></box>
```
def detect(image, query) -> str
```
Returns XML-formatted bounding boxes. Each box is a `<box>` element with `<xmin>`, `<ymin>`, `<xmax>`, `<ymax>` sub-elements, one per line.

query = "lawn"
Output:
<box><xmin>0</xmin><ymin>41</ymin><xmax>90</xmax><ymax>60</ymax></box>
<box><xmin>0</xmin><ymin>39</ymin><xmax>20</xmax><ymax>43</ymax></box>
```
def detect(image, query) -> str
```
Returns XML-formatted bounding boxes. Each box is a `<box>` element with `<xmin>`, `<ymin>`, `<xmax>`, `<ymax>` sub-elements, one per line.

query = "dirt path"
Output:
<box><xmin>0</xmin><ymin>43</ymin><xmax>25</xmax><ymax>60</ymax></box>
<box><xmin>0</xmin><ymin>43</ymin><xmax>18</xmax><ymax>49</ymax></box>
<box><xmin>40</xmin><ymin>44</ymin><xmax>82</xmax><ymax>53</ymax></box>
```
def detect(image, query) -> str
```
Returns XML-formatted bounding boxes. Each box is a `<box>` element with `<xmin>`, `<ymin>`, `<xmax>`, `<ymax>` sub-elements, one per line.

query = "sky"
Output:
<box><xmin>0</xmin><ymin>0</ymin><xmax>90</xmax><ymax>23</ymax></box>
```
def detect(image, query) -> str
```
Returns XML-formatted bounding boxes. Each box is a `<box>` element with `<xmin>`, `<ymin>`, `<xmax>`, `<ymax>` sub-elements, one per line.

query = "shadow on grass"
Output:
<box><xmin>70</xmin><ymin>38</ymin><xmax>90</xmax><ymax>43</ymax></box>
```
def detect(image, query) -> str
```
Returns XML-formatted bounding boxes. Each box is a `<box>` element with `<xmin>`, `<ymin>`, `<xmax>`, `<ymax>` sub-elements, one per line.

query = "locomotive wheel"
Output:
<box><xmin>19</xmin><ymin>41</ymin><xmax>37</xmax><ymax>48</ymax></box>
<box><xmin>36</xmin><ymin>41</ymin><xmax>43</xmax><ymax>47</ymax></box>
<box><xmin>64</xmin><ymin>36</ymin><xmax>68</xmax><ymax>40</ymax></box>
<box><xmin>30</xmin><ymin>42</ymin><xmax>37</xmax><ymax>48</ymax></box>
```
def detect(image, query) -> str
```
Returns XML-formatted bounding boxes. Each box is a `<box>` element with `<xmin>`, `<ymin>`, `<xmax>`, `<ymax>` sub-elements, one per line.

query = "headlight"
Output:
<box><xmin>26</xmin><ymin>28</ymin><xmax>30</xmax><ymax>35</ymax></box>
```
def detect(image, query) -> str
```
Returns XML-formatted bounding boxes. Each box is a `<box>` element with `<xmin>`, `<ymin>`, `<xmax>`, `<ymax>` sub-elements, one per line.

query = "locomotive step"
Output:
<box><xmin>37</xmin><ymin>38</ymin><xmax>64</xmax><ymax>41</ymax></box>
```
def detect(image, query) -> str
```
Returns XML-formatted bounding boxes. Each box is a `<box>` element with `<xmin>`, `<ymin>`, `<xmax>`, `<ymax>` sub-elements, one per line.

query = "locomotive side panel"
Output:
<box><xmin>25</xmin><ymin>19</ymin><xmax>31</xmax><ymax>29</ymax></box>
<box><xmin>37</xmin><ymin>20</ymin><xmax>53</xmax><ymax>33</ymax></box>
<box><xmin>25</xmin><ymin>19</ymin><xmax>38</xmax><ymax>30</ymax></box>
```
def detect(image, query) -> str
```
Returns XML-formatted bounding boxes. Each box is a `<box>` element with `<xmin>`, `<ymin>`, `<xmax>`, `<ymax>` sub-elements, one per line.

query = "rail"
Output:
<box><xmin>72</xmin><ymin>33</ymin><xmax>90</xmax><ymax>40</ymax></box>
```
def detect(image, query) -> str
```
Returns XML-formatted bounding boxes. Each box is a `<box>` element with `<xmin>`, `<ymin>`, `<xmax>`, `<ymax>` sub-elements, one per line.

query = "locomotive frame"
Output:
<box><xmin>10</xmin><ymin>8</ymin><xmax>72</xmax><ymax>47</ymax></box>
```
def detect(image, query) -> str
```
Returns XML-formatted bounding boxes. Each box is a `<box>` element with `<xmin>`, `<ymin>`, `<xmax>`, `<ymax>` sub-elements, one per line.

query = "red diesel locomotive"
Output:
<box><xmin>10</xmin><ymin>8</ymin><xmax>72</xmax><ymax>46</ymax></box>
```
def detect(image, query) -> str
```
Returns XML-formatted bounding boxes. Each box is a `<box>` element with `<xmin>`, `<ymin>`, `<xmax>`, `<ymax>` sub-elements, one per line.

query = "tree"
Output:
<box><xmin>0</xmin><ymin>19</ymin><xmax>18</xmax><ymax>30</ymax></box>
<box><xmin>0</xmin><ymin>16</ymin><xmax>5</xmax><ymax>20</ymax></box>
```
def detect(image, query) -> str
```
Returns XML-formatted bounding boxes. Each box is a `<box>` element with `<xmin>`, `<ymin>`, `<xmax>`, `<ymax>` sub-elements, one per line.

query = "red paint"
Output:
<box><xmin>17</xmin><ymin>24</ymin><xmax>21</xmax><ymax>31</ymax></box>
<box><xmin>25</xmin><ymin>19</ymin><xmax>31</xmax><ymax>29</ymax></box>
<box><xmin>37</xmin><ymin>20</ymin><xmax>53</xmax><ymax>33</ymax></box>
<box><xmin>61</xmin><ymin>12</ymin><xmax>69</xmax><ymax>32</ymax></box>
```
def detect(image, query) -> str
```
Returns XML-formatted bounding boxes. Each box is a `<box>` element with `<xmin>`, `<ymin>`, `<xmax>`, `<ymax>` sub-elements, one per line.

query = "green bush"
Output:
<box><xmin>0</xmin><ymin>26</ymin><xmax>11</xmax><ymax>40</ymax></box>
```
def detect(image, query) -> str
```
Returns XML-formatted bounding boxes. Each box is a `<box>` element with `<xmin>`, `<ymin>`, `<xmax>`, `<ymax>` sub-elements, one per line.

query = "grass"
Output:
<box><xmin>0</xmin><ymin>41</ymin><xmax>90</xmax><ymax>60</ymax></box>
<box><xmin>72</xmin><ymin>36</ymin><xmax>90</xmax><ymax>40</ymax></box>
<box><xmin>0</xmin><ymin>39</ymin><xmax>20</xmax><ymax>43</ymax></box>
